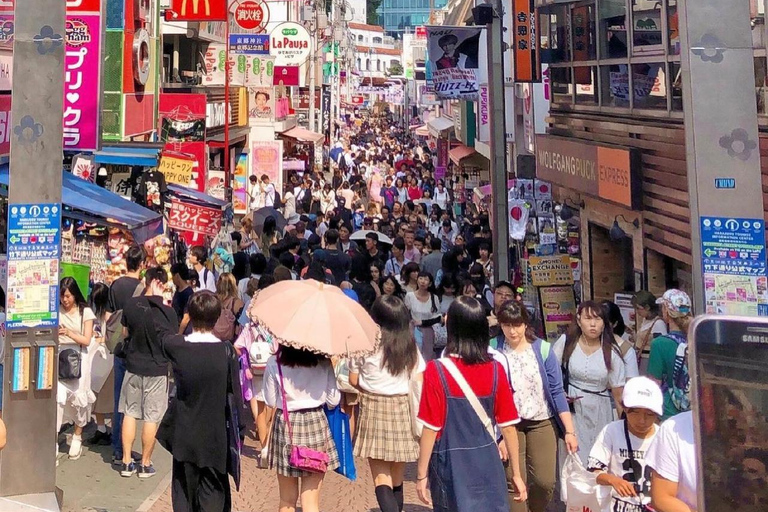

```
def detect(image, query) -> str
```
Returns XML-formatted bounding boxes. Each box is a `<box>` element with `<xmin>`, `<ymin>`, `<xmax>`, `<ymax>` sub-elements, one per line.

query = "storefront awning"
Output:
<box><xmin>414</xmin><ymin>125</ymin><xmax>429</xmax><ymax>137</ymax></box>
<box><xmin>0</xmin><ymin>166</ymin><xmax>163</xmax><ymax>243</ymax></box>
<box><xmin>449</xmin><ymin>144</ymin><xmax>477</xmax><ymax>165</ymax></box>
<box><xmin>428</xmin><ymin>117</ymin><xmax>455</xmax><ymax>138</ymax></box>
<box><xmin>279</xmin><ymin>126</ymin><xmax>325</xmax><ymax>144</ymax></box>
<box><xmin>168</xmin><ymin>184</ymin><xmax>228</xmax><ymax>209</ymax></box>
<box><xmin>93</xmin><ymin>146</ymin><xmax>161</xmax><ymax>167</ymax></box>
<box><xmin>207</xmin><ymin>127</ymin><xmax>250</xmax><ymax>148</ymax></box>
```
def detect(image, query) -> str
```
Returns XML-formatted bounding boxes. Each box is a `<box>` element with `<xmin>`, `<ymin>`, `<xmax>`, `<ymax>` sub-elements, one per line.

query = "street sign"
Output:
<box><xmin>233</xmin><ymin>0</ymin><xmax>269</xmax><ymax>32</ymax></box>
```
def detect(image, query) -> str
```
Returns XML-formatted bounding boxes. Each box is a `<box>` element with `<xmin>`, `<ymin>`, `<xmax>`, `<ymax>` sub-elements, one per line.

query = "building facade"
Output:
<box><xmin>377</xmin><ymin>0</ymin><xmax>447</xmax><ymax>37</ymax></box>
<box><xmin>350</xmin><ymin>23</ymin><xmax>401</xmax><ymax>77</ymax></box>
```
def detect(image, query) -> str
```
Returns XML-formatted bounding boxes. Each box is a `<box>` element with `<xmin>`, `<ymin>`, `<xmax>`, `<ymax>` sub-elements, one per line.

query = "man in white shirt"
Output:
<box><xmin>646</xmin><ymin>411</ymin><xmax>698</xmax><ymax>512</ymax></box>
<box><xmin>247</xmin><ymin>175</ymin><xmax>261</xmax><ymax>212</ymax></box>
<box><xmin>189</xmin><ymin>246</ymin><xmax>216</xmax><ymax>292</ymax></box>
<box><xmin>260</xmin><ymin>174</ymin><xmax>276</xmax><ymax>208</ymax></box>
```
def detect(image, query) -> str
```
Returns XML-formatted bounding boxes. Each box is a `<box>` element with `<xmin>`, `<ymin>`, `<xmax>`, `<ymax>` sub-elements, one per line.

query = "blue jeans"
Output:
<box><xmin>112</xmin><ymin>356</ymin><xmax>126</xmax><ymax>456</ymax></box>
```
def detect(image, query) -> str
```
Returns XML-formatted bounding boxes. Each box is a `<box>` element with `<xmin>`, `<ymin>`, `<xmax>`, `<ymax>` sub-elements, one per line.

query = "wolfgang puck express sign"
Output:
<box><xmin>535</xmin><ymin>135</ymin><xmax>641</xmax><ymax>209</ymax></box>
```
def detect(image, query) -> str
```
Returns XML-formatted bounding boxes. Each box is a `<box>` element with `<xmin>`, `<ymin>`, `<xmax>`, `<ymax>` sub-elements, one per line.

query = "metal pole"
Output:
<box><xmin>224</xmin><ymin>17</ymin><xmax>231</xmax><ymax>194</ymax></box>
<box><xmin>678</xmin><ymin>0</ymin><xmax>765</xmax><ymax>315</ymax></box>
<box><xmin>308</xmin><ymin>8</ymin><xmax>317</xmax><ymax>134</ymax></box>
<box><xmin>0</xmin><ymin>0</ymin><xmax>66</xmax><ymax>507</ymax></box>
<box><xmin>329</xmin><ymin>0</ymin><xmax>336</xmax><ymax>138</ymax></box>
<box><xmin>486</xmin><ymin>0</ymin><xmax>510</xmax><ymax>285</ymax></box>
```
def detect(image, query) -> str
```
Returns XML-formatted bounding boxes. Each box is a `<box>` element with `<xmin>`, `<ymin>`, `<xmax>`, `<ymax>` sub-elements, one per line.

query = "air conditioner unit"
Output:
<box><xmin>317</xmin><ymin>14</ymin><xmax>329</xmax><ymax>29</ymax></box>
<box><xmin>301</xmin><ymin>6</ymin><xmax>315</xmax><ymax>22</ymax></box>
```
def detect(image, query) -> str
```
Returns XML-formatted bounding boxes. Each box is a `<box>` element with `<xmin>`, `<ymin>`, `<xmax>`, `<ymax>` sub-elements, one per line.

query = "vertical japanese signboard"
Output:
<box><xmin>6</xmin><ymin>204</ymin><xmax>61</xmax><ymax>329</ymax></box>
<box><xmin>513</xmin><ymin>0</ymin><xmax>540</xmax><ymax>83</ymax></box>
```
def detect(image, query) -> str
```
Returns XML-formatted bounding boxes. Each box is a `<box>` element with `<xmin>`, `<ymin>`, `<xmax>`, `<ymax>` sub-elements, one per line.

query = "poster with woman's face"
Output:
<box><xmin>249</xmin><ymin>87</ymin><xmax>275</xmax><ymax>122</ymax></box>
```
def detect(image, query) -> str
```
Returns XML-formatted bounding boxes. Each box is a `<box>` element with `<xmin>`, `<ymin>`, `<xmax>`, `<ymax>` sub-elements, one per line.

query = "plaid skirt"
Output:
<box><xmin>269</xmin><ymin>406</ymin><xmax>340</xmax><ymax>478</ymax></box>
<box><xmin>354</xmin><ymin>392</ymin><xmax>419</xmax><ymax>462</ymax></box>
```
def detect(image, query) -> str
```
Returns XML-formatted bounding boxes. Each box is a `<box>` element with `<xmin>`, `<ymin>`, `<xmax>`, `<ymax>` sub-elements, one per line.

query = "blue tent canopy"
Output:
<box><xmin>168</xmin><ymin>184</ymin><xmax>228</xmax><ymax>209</ymax></box>
<box><xmin>93</xmin><ymin>146</ymin><xmax>160</xmax><ymax>167</ymax></box>
<box><xmin>0</xmin><ymin>165</ymin><xmax>163</xmax><ymax>243</ymax></box>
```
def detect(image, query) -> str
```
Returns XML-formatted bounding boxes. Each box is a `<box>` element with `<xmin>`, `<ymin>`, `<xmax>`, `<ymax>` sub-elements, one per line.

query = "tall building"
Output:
<box><xmin>377</xmin><ymin>0</ymin><xmax>447</xmax><ymax>36</ymax></box>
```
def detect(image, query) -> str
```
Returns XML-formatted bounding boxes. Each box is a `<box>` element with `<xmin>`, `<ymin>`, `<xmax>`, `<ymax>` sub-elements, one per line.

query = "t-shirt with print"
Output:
<box><xmin>137</xmin><ymin>170</ymin><xmax>167</xmax><ymax>211</ymax></box>
<box><xmin>418</xmin><ymin>357</ymin><xmax>519</xmax><ymax>437</ymax></box>
<box><xmin>644</xmin><ymin>411</ymin><xmax>698</xmax><ymax>511</ymax></box>
<box><xmin>588</xmin><ymin>420</ymin><xmax>658</xmax><ymax>512</ymax></box>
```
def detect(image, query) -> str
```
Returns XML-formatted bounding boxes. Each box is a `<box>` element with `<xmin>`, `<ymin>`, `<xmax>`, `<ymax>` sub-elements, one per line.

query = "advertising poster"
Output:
<box><xmin>0</xmin><ymin>94</ymin><xmax>8</xmax><ymax>158</ymax></box>
<box><xmin>64</xmin><ymin>3</ymin><xmax>102</xmax><ymax>151</ymax></box>
<box><xmin>159</xmin><ymin>94</ymin><xmax>207</xmax><ymax>192</ymax></box>
<box><xmin>539</xmin><ymin>286</ymin><xmax>576</xmax><ymax>342</ymax></box>
<box><xmin>233</xmin><ymin>152</ymin><xmax>249</xmax><ymax>214</ymax></box>
<box><xmin>245</xmin><ymin>55</ymin><xmax>275</xmax><ymax>87</ymax></box>
<box><xmin>426</xmin><ymin>26</ymin><xmax>483</xmax><ymax>100</ymax></box>
<box><xmin>251</xmin><ymin>140</ymin><xmax>283</xmax><ymax>188</ymax></box>
<box><xmin>321</xmin><ymin>86</ymin><xmax>331</xmax><ymax>140</ymax></box>
<box><xmin>249</xmin><ymin>87</ymin><xmax>275</xmax><ymax>122</ymax></box>
<box><xmin>168</xmin><ymin>199</ymin><xmax>223</xmax><ymax>237</ymax></box>
<box><xmin>206</xmin><ymin>170</ymin><xmax>226</xmax><ymax>201</ymax></box>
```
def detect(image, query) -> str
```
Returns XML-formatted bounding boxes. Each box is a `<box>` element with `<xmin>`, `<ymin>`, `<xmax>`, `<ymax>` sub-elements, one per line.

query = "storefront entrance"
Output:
<box><xmin>588</xmin><ymin>223</ymin><xmax>634</xmax><ymax>302</ymax></box>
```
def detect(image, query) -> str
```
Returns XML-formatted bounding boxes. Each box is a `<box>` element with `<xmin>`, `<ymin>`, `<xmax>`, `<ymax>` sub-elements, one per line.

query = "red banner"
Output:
<box><xmin>273</xmin><ymin>66</ymin><xmax>300</xmax><ymax>86</ymax></box>
<box><xmin>0</xmin><ymin>94</ymin><xmax>10</xmax><ymax>158</ymax></box>
<box><xmin>166</xmin><ymin>0</ymin><xmax>228</xmax><ymax>22</ymax></box>
<box><xmin>169</xmin><ymin>199</ymin><xmax>222</xmax><ymax>237</ymax></box>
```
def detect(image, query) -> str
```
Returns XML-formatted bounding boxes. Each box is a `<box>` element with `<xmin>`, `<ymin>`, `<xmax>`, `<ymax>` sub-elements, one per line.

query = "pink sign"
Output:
<box><xmin>63</xmin><ymin>11</ymin><xmax>102</xmax><ymax>152</ymax></box>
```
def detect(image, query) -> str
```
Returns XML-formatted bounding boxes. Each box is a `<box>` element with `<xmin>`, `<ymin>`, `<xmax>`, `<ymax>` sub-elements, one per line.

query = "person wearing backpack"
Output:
<box><xmin>118</xmin><ymin>267</ymin><xmax>179</xmax><ymax>479</ymax></box>
<box><xmin>647</xmin><ymin>290</ymin><xmax>693</xmax><ymax>420</ymax></box>
<box><xmin>107</xmin><ymin>245</ymin><xmax>146</xmax><ymax>466</ymax></box>
<box><xmin>213</xmin><ymin>273</ymin><xmax>244</xmax><ymax>342</ymax></box>
<box><xmin>189</xmin><ymin>245</ymin><xmax>216</xmax><ymax>292</ymax></box>
<box><xmin>497</xmin><ymin>300</ymin><xmax>578</xmax><ymax>512</ymax></box>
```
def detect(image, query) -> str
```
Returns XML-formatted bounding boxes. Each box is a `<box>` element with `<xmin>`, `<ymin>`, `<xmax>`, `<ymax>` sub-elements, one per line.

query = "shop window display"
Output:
<box><xmin>600</xmin><ymin>0</ymin><xmax>628</xmax><ymax>59</ymax></box>
<box><xmin>600</xmin><ymin>65</ymin><xmax>630</xmax><ymax>108</ymax></box>
<box><xmin>575</xmin><ymin>66</ymin><xmax>599</xmax><ymax>106</ymax></box>
<box><xmin>631</xmin><ymin>62</ymin><xmax>668</xmax><ymax>110</ymax></box>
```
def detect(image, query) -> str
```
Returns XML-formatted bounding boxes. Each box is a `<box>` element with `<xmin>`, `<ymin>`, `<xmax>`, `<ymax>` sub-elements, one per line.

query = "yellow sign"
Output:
<box><xmin>528</xmin><ymin>255</ymin><xmax>574</xmax><ymax>287</ymax></box>
<box><xmin>158</xmin><ymin>155</ymin><xmax>194</xmax><ymax>186</ymax></box>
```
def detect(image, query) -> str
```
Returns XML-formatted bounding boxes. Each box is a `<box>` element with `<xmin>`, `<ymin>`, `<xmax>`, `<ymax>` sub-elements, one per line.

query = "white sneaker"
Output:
<box><xmin>68</xmin><ymin>434</ymin><xmax>83</xmax><ymax>460</ymax></box>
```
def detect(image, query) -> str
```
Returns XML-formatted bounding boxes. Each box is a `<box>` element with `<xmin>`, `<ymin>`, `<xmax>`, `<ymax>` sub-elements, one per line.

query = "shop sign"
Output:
<box><xmin>273</xmin><ymin>65</ymin><xmax>299</xmax><ymax>86</ymax></box>
<box><xmin>111</xmin><ymin>171</ymin><xmax>132</xmax><ymax>199</ymax></box>
<box><xmin>528</xmin><ymin>255</ymin><xmax>573</xmax><ymax>287</ymax></box>
<box><xmin>321</xmin><ymin>86</ymin><xmax>331</xmax><ymax>140</ymax></box>
<box><xmin>477</xmin><ymin>84</ymin><xmax>490</xmax><ymax>142</ymax></box>
<box><xmin>169</xmin><ymin>199</ymin><xmax>223</xmax><ymax>237</ymax></box>
<box><xmin>426</xmin><ymin>26</ymin><xmax>483</xmax><ymax>100</ymax></box>
<box><xmin>7</xmin><ymin>203</ymin><xmax>61</xmax><ymax>329</ymax></box>
<box><xmin>436</xmin><ymin>138</ymin><xmax>449</xmax><ymax>168</ymax></box>
<box><xmin>351</xmin><ymin>95</ymin><xmax>365</xmax><ymax>105</ymax></box>
<box><xmin>158</xmin><ymin>153</ymin><xmax>195</xmax><ymax>186</ymax></box>
<box><xmin>274</xmin><ymin>96</ymin><xmax>290</xmax><ymax>120</ymax></box>
<box><xmin>270</xmin><ymin>22</ymin><xmax>311</xmax><ymax>66</ymax></box>
<box><xmin>0</xmin><ymin>94</ymin><xmax>10</xmax><ymax>157</ymax></box>
<box><xmin>0</xmin><ymin>0</ymin><xmax>11</xmax><ymax>12</ymax></box>
<box><xmin>245</xmin><ymin>55</ymin><xmax>275</xmax><ymax>87</ymax></box>
<box><xmin>535</xmin><ymin>135</ymin><xmax>641</xmax><ymax>209</ymax></box>
<box><xmin>230</xmin><ymin>34</ymin><xmax>270</xmax><ymax>54</ymax></box>
<box><xmin>198</xmin><ymin>22</ymin><xmax>225</xmax><ymax>43</ymax></box>
<box><xmin>539</xmin><ymin>286</ymin><xmax>576</xmax><ymax>342</ymax></box>
<box><xmin>166</xmin><ymin>0</ymin><xmax>228</xmax><ymax>21</ymax></box>
<box><xmin>160</xmin><ymin>93</ymin><xmax>207</xmax><ymax>142</ymax></box>
<box><xmin>701</xmin><ymin>217</ymin><xmax>768</xmax><ymax>316</ymax></box>
<box><xmin>0</xmin><ymin>54</ymin><xmax>10</xmax><ymax>90</ymax></box>
<box><xmin>71</xmin><ymin>154</ymin><xmax>95</xmax><ymax>182</ymax></box>
<box><xmin>521</xmin><ymin>65</ymin><xmax>549</xmax><ymax>153</ymax></box>
<box><xmin>0</xmin><ymin>16</ymin><xmax>12</xmax><ymax>49</ymax></box>
<box><xmin>295</xmin><ymin>87</ymin><xmax>320</xmax><ymax>109</ymax></box>
<box><xmin>206</xmin><ymin>170</ymin><xmax>226</xmax><ymax>201</ymax></box>
<box><xmin>233</xmin><ymin>152</ymin><xmax>249</xmax><ymax>214</ymax></box>
<box><xmin>512</xmin><ymin>0</ymin><xmax>541</xmax><ymax>83</ymax></box>
<box><xmin>64</xmin><ymin>3</ymin><xmax>103</xmax><ymax>152</ymax></box>
<box><xmin>234</xmin><ymin>0</ymin><xmax>269</xmax><ymax>32</ymax></box>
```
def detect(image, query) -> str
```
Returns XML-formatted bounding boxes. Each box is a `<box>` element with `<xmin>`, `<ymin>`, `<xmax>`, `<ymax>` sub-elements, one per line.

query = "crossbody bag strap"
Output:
<box><xmin>440</xmin><ymin>358</ymin><xmax>495</xmax><ymax>441</ymax></box>
<box><xmin>276</xmin><ymin>361</ymin><xmax>294</xmax><ymax>446</ymax></box>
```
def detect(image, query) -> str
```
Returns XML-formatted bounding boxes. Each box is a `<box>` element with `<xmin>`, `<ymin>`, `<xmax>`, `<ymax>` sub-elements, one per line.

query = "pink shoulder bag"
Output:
<box><xmin>277</xmin><ymin>361</ymin><xmax>330</xmax><ymax>473</ymax></box>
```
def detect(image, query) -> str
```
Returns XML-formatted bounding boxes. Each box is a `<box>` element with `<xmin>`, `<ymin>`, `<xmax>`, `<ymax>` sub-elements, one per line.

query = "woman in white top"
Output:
<box><xmin>404</xmin><ymin>272</ymin><xmax>442</xmax><ymax>361</ymax></box>
<box><xmin>628</xmin><ymin>291</ymin><xmax>668</xmax><ymax>375</ymax></box>
<box><xmin>395</xmin><ymin>178</ymin><xmax>408</xmax><ymax>204</ymax></box>
<box><xmin>603</xmin><ymin>300</ymin><xmax>640</xmax><ymax>379</ymax></box>
<box><xmin>433</xmin><ymin>180</ymin><xmax>450</xmax><ymax>210</ymax></box>
<box><xmin>282</xmin><ymin>184</ymin><xmax>297</xmax><ymax>221</ymax></box>
<box><xmin>554</xmin><ymin>301</ymin><xmax>626</xmax><ymax>466</ymax></box>
<box><xmin>319</xmin><ymin>183</ymin><xmax>337</xmax><ymax>215</ymax></box>
<box><xmin>57</xmin><ymin>277</ymin><xmax>97</xmax><ymax>460</ymax></box>
<box><xmin>263</xmin><ymin>345</ymin><xmax>340</xmax><ymax>512</ymax></box>
<box><xmin>350</xmin><ymin>296</ymin><xmax>425</xmax><ymax>512</ymax></box>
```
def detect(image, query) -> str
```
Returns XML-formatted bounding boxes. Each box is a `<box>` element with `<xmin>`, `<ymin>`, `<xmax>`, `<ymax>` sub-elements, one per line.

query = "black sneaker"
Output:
<box><xmin>120</xmin><ymin>462</ymin><xmax>136</xmax><ymax>477</ymax></box>
<box><xmin>112</xmin><ymin>451</ymin><xmax>142</xmax><ymax>466</ymax></box>
<box><xmin>137</xmin><ymin>464</ymin><xmax>156</xmax><ymax>479</ymax></box>
<box><xmin>87</xmin><ymin>430</ymin><xmax>112</xmax><ymax>446</ymax></box>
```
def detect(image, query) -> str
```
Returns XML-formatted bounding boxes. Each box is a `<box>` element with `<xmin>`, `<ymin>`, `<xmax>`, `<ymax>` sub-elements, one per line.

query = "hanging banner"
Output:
<box><xmin>513</xmin><ymin>0</ymin><xmax>541</xmax><ymax>83</ymax></box>
<box><xmin>168</xmin><ymin>199</ymin><xmax>223</xmax><ymax>237</ymax></box>
<box><xmin>539</xmin><ymin>286</ymin><xmax>577</xmax><ymax>342</ymax></box>
<box><xmin>273</xmin><ymin>65</ymin><xmax>300</xmax><ymax>86</ymax></box>
<box><xmin>158</xmin><ymin>153</ymin><xmax>195</xmax><ymax>186</ymax></box>
<box><xmin>245</xmin><ymin>55</ymin><xmax>275</xmax><ymax>87</ymax></box>
<box><xmin>71</xmin><ymin>154</ymin><xmax>95</xmax><ymax>182</ymax></box>
<box><xmin>233</xmin><ymin>152</ymin><xmax>249</xmax><ymax>214</ymax></box>
<box><xmin>0</xmin><ymin>94</ymin><xmax>10</xmax><ymax>157</ymax></box>
<box><xmin>248</xmin><ymin>86</ymin><xmax>275</xmax><ymax>123</ymax></box>
<box><xmin>426</xmin><ymin>26</ymin><xmax>483</xmax><ymax>100</ymax></box>
<box><xmin>321</xmin><ymin>85</ymin><xmax>331</xmax><ymax>141</ymax></box>
<box><xmin>166</xmin><ymin>0</ymin><xmax>228</xmax><ymax>22</ymax></box>
<box><xmin>64</xmin><ymin>6</ymin><xmax>102</xmax><ymax>152</ymax></box>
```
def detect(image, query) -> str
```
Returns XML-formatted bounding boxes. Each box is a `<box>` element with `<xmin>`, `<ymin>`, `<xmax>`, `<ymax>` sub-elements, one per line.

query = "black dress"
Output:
<box><xmin>157</xmin><ymin>336</ymin><xmax>243</xmax><ymax>512</ymax></box>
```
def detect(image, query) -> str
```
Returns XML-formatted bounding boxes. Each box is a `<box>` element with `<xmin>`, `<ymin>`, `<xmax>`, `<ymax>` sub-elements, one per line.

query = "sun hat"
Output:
<box><xmin>622</xmin><ymin>376</ymin><xmax>663</xmax><ymax>416</ymax></box>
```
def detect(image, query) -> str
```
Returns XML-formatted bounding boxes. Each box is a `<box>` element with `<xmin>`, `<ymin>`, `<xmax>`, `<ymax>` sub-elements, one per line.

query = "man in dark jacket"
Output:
<box><xmin>323</xmin><ymin>229</ymin><xmax>351</xmax><ymax>285</ymax></box>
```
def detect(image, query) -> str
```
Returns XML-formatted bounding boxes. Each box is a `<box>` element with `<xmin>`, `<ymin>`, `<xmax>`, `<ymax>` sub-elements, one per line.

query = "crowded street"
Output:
<box><xmin>0</xmin><ymin>0</ymin><xmax>766</xmax><ymax>512</ymax></box>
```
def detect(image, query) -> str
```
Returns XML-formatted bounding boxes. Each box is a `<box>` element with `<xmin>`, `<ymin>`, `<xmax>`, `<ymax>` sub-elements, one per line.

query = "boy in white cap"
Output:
<box><xmin>588</xmin><ymin>376</ymin><xmax>664</xmax><ymax>512</ymax></box>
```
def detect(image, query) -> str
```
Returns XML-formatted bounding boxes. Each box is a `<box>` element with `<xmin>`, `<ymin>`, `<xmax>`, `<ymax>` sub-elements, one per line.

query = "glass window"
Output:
<box><xmin>551</xmin><ymin>66</ymin><xmax>573</xmax><ymax>103</ymax></box>
<box><xmin>753</xmin><ymin>4</ymin><xmax>765</xmax><ymax>49</ymax></box>
<box><xmin>540</xmin><ymin>5</ymin><xmax>571</xmax><ymax>64</ymax></box>
<box><xmin>632</xmin><ymin>0</ymin><xmax>664</xmax><ymax>56</ymax></box>
<box><xmin>632</xmin><ymin>62</ymin><xmax>667</xmax><ymax>109</ymax></box>
<box><xmin>756</xmin><ymin>57</ymin><xmax>767</xmax><ymax>115</ymax></box>
<box><xmin>600</xmin><ymin>0</ymin><xmax>628</xmax><ymax>59</ymax></box>
<box><xmin>575</xmin><ymin>66</ymin><xmax>599</xmax><ymax>105</ymax></box>
<box><xmin>600</xmin><ymin>64</ymin><xmax>630</xmax><ymax>107</ymax></box>
<box><xmin>572</xmin><ymin>4</ymin><xmax>597</xmax><ymax>61</ymax></box>
<box><xmin>670</xmin><ymin>61</ymin><xmax>683</xmax><ymax>110</ymax></box>
<box><xmin>668</xmin><ymin>0</ymin><xmax>680</xmax><ymax>55</ymax></box>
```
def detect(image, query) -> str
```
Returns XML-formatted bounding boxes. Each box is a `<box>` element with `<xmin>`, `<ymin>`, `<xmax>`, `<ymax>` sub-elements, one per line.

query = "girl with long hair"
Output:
<box><xmin>497</xmin><ymin>300</ymin><xmax>577</xmax><ymax>512</ymax></box>
<box><xmin>88</xmin><ymin>283</ymin><xmax>114</xmax><ymax>446</ymax></box>
<box><xmin>629</xmin><ymin>290</ymin><xmax>667</xmax><ymax>375</ymax></box>
<box><xmin>400</xmin><ymin>262</ymin><xmax>420</xmax><ymax>293</ymax></box>
<box><xmin>380</xmin><ymin>275</ymin><xmax>405</xmax><ymax>299</ymax></box>
<box><xmin>260</xmin><ymin>215</ymin><xmax>282</xmax><ymax>254</ymax></box>
<box><xmin>350</xmin><ymin>296</ymin><xmax>425</xmax><ymax>512</ymax></box>
<box><xmin>404</xmin><ymin>271</ymin><xmax>442</xmax><ymax>361</ymax></box>
<box><xmin>416</xmin><ymin>296</ymin><xmax>527</xmax><ymax>511</ymax></box>
<box><xmin>554</xmin><ymin>301</ymin><xmax>626</xmax><ymax>465</ymax></box>
<box><xmin>58</xmin><ymin>277</ymin><xmax>97</xmax><ymax>460</ymax></box>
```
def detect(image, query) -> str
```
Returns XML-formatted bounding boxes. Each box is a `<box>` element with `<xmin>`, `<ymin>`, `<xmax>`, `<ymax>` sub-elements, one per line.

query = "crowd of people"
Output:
<box><xmin>52</xmin><ymin>115</ymin><xmax>700</xmax><ymax>512</ymax></box>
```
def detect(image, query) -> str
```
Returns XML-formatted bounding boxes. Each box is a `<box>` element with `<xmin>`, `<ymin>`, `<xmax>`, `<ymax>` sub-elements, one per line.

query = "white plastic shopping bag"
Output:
<box><xmin>561</xmin><ymin>453</ymin><xmax>612</xmax><ymax>512</ymax></box>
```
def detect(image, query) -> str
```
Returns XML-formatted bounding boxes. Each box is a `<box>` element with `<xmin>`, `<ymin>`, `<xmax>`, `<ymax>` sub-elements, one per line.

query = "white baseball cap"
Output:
<box><xmin>622</xmin><ymin>377</ymin><xmax>663</xmax><ymax>416</ymax></box>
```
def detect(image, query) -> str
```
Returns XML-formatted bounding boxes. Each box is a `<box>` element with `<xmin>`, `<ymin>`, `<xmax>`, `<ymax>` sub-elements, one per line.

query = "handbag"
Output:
<box><xmin>277</xmin><ymin>361</ymin><xmax>330</xmax><ymax>473</ymax></box>
<box><xmin>324</xmin><ymin>405</ymin><xmax>357</xmax><ymax>480</ymax></box>
<box><xmin>59</xmin><ymin>314</ymin><xmax>84</xmax><ymax>380</ymax></box>
<box><xmin>440</xmin><ymin>358</ymin><xmax>495</xmax><ymax>441</ymax></box>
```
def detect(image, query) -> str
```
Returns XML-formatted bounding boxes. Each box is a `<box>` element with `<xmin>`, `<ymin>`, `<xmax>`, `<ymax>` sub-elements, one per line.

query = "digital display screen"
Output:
<box><xmin>692</xmin><ymin>318</ymin><xmax>768</xmax><ymax>511</ymax></box>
